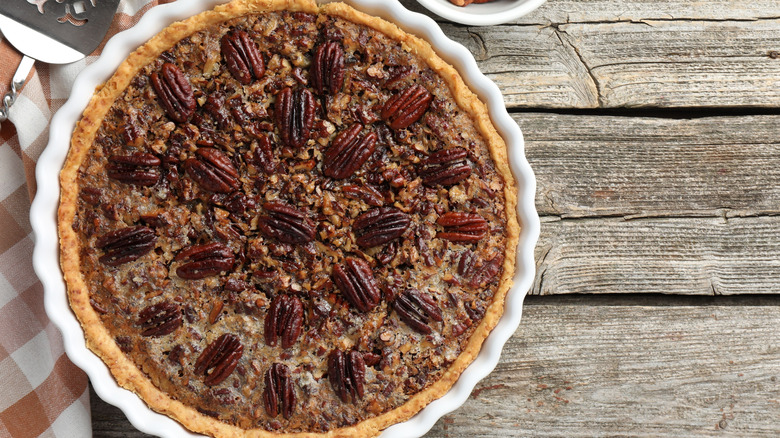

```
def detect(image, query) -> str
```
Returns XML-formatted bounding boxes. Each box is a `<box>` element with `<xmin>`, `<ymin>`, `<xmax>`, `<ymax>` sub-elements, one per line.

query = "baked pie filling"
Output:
<box><xmin>59</xmin><ymin>0</ymin><xmax>519</xmax><ymax>435</ymax></box>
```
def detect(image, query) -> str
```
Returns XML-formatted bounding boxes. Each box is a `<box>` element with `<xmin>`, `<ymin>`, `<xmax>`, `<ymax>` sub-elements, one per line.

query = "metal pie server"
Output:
<box><xmin>0</xmin><ymin>0</ymin><xmax>121</xmax><ymax>122</ymax></box>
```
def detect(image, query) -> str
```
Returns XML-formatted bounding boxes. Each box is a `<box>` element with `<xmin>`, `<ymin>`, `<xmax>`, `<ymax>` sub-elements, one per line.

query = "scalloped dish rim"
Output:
<box><xmin>30</xmin><ymin>0</ymin><xmax>540</xmax><ymax>436</ymax></box>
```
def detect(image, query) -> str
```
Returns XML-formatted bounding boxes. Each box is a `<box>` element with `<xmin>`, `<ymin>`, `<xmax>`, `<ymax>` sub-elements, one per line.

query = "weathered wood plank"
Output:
<box><xmin>520</xmin><ymin>113</ymin><xmax>780</xmax><ymax>218</ymax></box>
<box><xmin>526</xmin><ymin>111</ymin><xmax>780</xmax><ymax>294</ymax></box>
<box><xmin>427</xmin><ymin>299</ymin><xmax>780</xmax><ymax>437</ymax></box>
<box><xmin>401</xmin><ymin>1</ymin><xmax>780</xmax><ymax>108</ymax></box>
<box><xmin>558</xmin><ymin>20</ymin><xmax>780</xmax><ymax>108</ymax></box>
<box><xmin>402</xmin><ymin>0</ymin><xmax>780</xmax><ymax>23</ymax></box>
<box><xmin>438</xmin><ymin>24</ymin><xmax>601</xmax><ymax>108</ymax></box>
<box><xmin>535</xmin><ymin>216</ymin><xmax>780</xmax><ymax>295</ymax></box>
<box><xmin>91</xmin><ymin>299</ymin><xmax>780</xmax><ymax>437</ymax></box>
<box><xmin>517</xmin><ymin>0</ymin><xmax>780</xmax><ymax>23</ymax></box>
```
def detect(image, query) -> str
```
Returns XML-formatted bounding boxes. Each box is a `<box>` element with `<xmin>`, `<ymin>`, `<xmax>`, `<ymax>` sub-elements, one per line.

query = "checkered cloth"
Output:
<box><xmin>0</xmin><ymin>0</ymin><xmax>173</xmax><ymax>436</ymax></box>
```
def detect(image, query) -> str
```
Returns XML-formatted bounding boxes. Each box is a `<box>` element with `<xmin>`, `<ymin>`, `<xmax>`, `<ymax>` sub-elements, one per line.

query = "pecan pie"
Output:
<box><xmin>58</xmin><ymin>0</ymin><xmax>519</xmax><ymax>436</ymax></box>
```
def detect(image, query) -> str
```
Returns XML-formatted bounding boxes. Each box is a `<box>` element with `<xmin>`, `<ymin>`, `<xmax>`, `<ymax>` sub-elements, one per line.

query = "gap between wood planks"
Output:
<box><xmin>523</xmin><ymin>293</ymin><xmax>780</xmax><ymax>307</ymax></box>
<box><xmin>507</xmin><ymin>106</ymin><xmax>780</xmax><ymax>119</ymax></box>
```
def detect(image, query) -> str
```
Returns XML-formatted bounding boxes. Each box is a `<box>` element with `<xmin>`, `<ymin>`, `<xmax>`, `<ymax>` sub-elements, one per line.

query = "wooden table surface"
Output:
<box><xmin>91</xmin><ymin>0</ymin><xmax>780</xmax><ymax>436</ymax></box>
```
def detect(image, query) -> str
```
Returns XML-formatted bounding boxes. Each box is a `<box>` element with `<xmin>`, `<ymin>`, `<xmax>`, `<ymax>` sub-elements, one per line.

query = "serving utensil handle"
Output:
<box><xmin>0</xmin><ymin>55</ymin><xmax>35</xmax><ymax>123</ymax></box>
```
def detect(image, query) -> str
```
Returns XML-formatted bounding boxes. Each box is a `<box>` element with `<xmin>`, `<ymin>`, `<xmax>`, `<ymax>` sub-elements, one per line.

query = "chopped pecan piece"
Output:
<box><xmin>437</xmin><ymin>212</ymin><xmax>488</xmax><ymax>243</ymax></box>
<box><xmin>175</xmin><ymin>242</ymin><xmax>236</xmax><ymax>279</ymax></box>
<box><xmin>106</xmin><ymin>153</ymin><xmax>161</xmax><ymax>186</ymax></box>
<box><xmin>183</xmin><ymin>148</ymin><xmax>239</xmax><ymax>193</ymax></box>
<box><xmin>138</xmin><ymin>301</ymin><xmax>182</xmax><ymax>337</ymax></box>
<box><xmin>418</xmin><ymin>147</ymin><xmax>472</xmax><ymax>186</ymax></box>
<box><xmin>264</xmin><ymin>294</ymin><xmax>304</xmax><ymax>349</ymax></box>
<box><xmin>216</xmin><ymin>191</ymin><xmax>253</xmax><ymax>216</ymax></box>
<box><xmin>332</xmin><ymin>257</ymin><xmax>380</xmax><ymax>312</ymax></box>
<box><xmin>380</xmin><ymin>84</ymin><xmax>432</xmax><ymax>130</ymax></box>
<box><xmin>342</xmin><ymin>184</ymin><xmax>384</xmax><ymax>207</ymax></box>
<box><xmin>251</xmin><ymin>135</ymin><xmax>277</xmax><ymax>174</ymax></box>
<box><xmin>311</xmin><ymin>41</ymin><xmax>345</xmax><ymax>95</ymax></box>
<box><xmin>140</xmin><ymin>211</ymin><xmax>171</xmax><ymax>228</ymax></box>
<box><xmin>275</xmin><ymin>87</ymin><xmax>315</xmax><ymax>148</ymax></box>
<box><xmin>322</xmin><ymin>124</ymin><xmax>378</xmax><ymax>179</ymax></box>
<box><xmin>394</xmin><ymin>289</ymin><xmax>443</xmax><ymax>334</ymax></box>
<box><xmin>228</xmin><ymin>96</ymin><xmax>265</xmax><ymax>138</ymax></box>
<box><xmin>151</xmin><ymin>62</ymin><xmax>195</xmax><ymax>123</ymax></box>
<box><xmin>115</xmin><ymin>336</ymin><xmax>132</xmax><ymax>353</ymax></box>
<box><xmin>263</xmin><ymin>363</ymin><xmax>296</xmax><ymax>419</ymax></box>
<box><xmin>258</xmin><ymin>201</ymin><xmax>316</xmax><ymax>244</ymax></box>
<box><xmin>221</xmin><ymin>29</ymin><xmax>265</xmax><ymax>85</ymax></box>
<box><xmin>375</xmin><ymin>240</ymin><xmax>398</xmax><ymax>265</ymax></box>
<box><xmin>96</xmin><ymin>226</ymin><xmax>156</xmax><ymax>266</ymax></box>
<box><xmin>327</xmin><ymin>349</ymin><xmax>365</xmax><ymax>403</ymax></box>
<box><xmin>80</xmin><ymin>187</ymin><xmax>101</xmax><ymax>205</ymax></box>
<box><xmin>194</xmin><ymin>333</ymin><xmax>243</xmax><ymax>386</ymax></box>
<box><xmin>203</xmin><ymin>93</ymin><xmax>232</xmax><ymax>130</ymax></box>
<box><xmin>352</xmin><ymin>207</ymin><xmax>411</xmax><ymax>247</ymax></box>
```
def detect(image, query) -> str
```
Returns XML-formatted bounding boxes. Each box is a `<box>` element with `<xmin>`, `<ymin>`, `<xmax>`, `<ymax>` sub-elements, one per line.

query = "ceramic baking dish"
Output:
<box><xmin>30</xmin><ymin>0</ymin><xmax>540</xmax><ymax>436</ymax></box>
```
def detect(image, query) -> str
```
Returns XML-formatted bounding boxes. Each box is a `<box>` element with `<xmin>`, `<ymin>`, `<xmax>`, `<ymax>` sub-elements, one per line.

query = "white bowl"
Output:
<box><xmin>415</xmin><ymin>0</ymin><xmax>546</xmax><ymax>26</ymax></box>
<box><xmin>30</xmin><ymin>0</ymin><xmax>540</xmax><ymax>436</ymax></box>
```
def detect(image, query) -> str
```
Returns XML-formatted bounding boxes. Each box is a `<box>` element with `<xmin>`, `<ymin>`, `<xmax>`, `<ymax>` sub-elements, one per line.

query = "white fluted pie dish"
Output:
<box><xmin>31</xmin><ymin>0</ymin><xmax>540</xmax><ymax>436</ymax></box>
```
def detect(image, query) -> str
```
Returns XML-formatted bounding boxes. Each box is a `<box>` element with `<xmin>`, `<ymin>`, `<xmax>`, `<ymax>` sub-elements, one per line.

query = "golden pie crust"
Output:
<box><xmin>58</xmin><ymin>0</ymin><xmax>519</xmax><ymax>436</ymax></box>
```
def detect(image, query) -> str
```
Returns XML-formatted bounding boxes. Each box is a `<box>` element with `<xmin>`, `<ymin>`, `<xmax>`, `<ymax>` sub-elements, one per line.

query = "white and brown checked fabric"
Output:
<box><xmin>0</xmin><ymin>1</ymin><xmax>175</xmax><ymax>436</ymax></box>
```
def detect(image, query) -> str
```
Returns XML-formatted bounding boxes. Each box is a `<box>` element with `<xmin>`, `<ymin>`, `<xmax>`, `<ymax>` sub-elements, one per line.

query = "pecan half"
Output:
<box><xmin>151</xmin><ymin>62</ymin><xmax>195</xmax><ymax>123</ymax></box>
<box><xmin>263</xmin><ymin>363</ymin><xmax>296</xmax><ymax>419</ymax></box>
<box><xmin>264</xmin><ymin>294</ymin><xmax>304</xmax><ymax>349</ymax></box>
<box><xmin>328</xmin><ymin>349</ymin><xmax>365</xmax><ymax>403</ymax></box>
<box><xmin>418</xmin><ymin>147</ymin><xmax>472</xmax><ymax>186</ymax></box>
<box><xmin>322</xmin><ymin>124</ymin><xmax>378</xmax><ymax>179</ymax></box>
<box><xmin>194</xmin><ymin>333</ymin><xmax>243</xmax><ymax>386</ymax></box>
<box><xmin>221</xmin><ymin>29</ymin><xmax>265</xmax><ymax>85</ymax></box>
<box><xmin>96</xmin><ymin>226</ymin><xmax>156</xmax><ymax>266</ymax></box>
<box><xmin>394</xmin><ymin>289</ymin><xmax>443</xmax><ymax>334</ymax></box>
<box><xmin>258</xmin><ymin>201</ymin><xmax>316</xmax><ymax>244</ymax></box>
<box><xmin>106</xmin><ymin>153</ymin><xmax>161</xmax><ymax>186</ymax></box>
<box><xmin>380</xmin><ymin>84</ymin><xmax>432</xmax><ymax>130</ymax></box>
<box><xmin>457</xmin><ymin>249</ymin><xmax>477</xmax><ymax>277</ymax></box>
<box><xmin>353</xmin><ymin>207</ymin><xmax>411</xmax><ymax>247</ymax></box>
<box><xmin>469</xmin><ymin>254</ymin><xmax>504</xmax><ymax>288</ymax></box>
<box><xmin>183</xmin><ymin>148</ymin><xmax>239</xmax><ymax>193</ymax></box>
<box><xmin>311</xmin><ymin>41</ymin><xmax>345</xmax><ymax>95</ymax></box>
<box><xmin>332</xmin><ymin>257</ymin><xmax>380</xmax><ymax>312</ymax></box>
<box><xmin>275</xmin><ymin>87</ymin><xmax>315</xmax><ymax>148</ymax></box>
<box><xmin>176</xmin><ymin>242</ymin><xmax>236</xmax><ymax>279</ymax></box>
<box><xmin>437</xmin><ymin>212</ymin><xmax>488</xmax><ymax>243</ymax></box>
<box><xmin>138</xmin><ymin>301</ymin><xmax>182</xmax><ymax>337</ymax></box>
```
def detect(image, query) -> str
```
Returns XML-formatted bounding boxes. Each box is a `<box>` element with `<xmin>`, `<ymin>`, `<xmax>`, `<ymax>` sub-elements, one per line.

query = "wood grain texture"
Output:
<box><xmin>535</xmin><ymin>216</ymin><xmax>780</xmax><ymax>295</ymax></box>
<box><xmin>438</xmin><ymin>24</ymin><xmax>601</xmax><ymax>109</ymax></box>
<box><xmin>91</xmin><ymin>298</ymin><xmax>780</xmax><ymax>437</ymax></box>
<box><xmin>401</xmin><ymin>0</ymin><xmax>780</xmax><ymax>108</ymax></box>
<box><xmin>515</xmin><ymin>0</ymin><xmax>780</xmax><ymax>23</ymax></box>
<box><xmin>402</xmin><ymin>0</ymin><xmax>780</xmax><ymax>23</ymax></box>
<box><xmin>557</xmin><ymin>20</ymin><xmax>780</xmax><ymax>108</ymax></box>
<box><xmin>521</xmin><ymin>113</ymin><xmax>780</xmax><ymax>218</ymax></box>
<box><xmin>427</xmin><ymin>299</ymin><xmax>780</xmax><ymax>437</ymax></box>
<box><xmin>520</xmin><ymin>112</ymin><xmax>780</xmax><ymax>295</ymax></box>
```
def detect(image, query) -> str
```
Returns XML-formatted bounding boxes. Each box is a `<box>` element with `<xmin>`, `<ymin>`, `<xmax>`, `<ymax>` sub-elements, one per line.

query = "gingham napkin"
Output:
<box><xmin>0</xmin><ymin>1</ymin><xmax>173</xmax><ymax>436</ymax></box>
